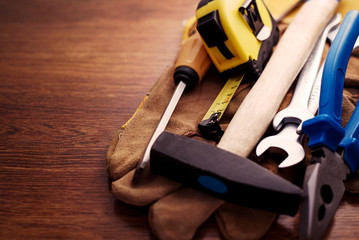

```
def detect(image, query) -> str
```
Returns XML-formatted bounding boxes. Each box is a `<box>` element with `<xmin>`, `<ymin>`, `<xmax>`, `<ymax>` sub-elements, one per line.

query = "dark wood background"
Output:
<box><xmin>1</xmin><ymin>0</ymin><xmax>358</xmax><ymax>239</ymax></box>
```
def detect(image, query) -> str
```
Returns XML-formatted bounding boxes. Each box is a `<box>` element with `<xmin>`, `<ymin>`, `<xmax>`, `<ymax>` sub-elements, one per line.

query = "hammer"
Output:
<box><xmin>150</xmin><ymin>0</ymin><xmax>339</xmax><ymax>215</ymax></box>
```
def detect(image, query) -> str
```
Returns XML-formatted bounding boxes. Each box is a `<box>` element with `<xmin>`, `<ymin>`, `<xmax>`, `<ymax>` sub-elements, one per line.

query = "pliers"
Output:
<box><xmin>300</xmin><ymin>10</ymin><xmax>359</xmax><ymax>240</ymax></box>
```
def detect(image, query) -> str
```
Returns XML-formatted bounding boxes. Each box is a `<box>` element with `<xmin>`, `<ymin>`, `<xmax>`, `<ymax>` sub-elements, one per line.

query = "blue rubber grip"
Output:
<box><xmin>302</xmin><ymin>10</ymin><xmax>359</xmax><ymax>152</ymax></box>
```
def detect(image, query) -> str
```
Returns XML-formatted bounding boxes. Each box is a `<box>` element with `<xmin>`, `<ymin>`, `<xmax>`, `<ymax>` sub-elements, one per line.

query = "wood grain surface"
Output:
<box><xmin>0</xmin><ymin>1</ymin><xmax>358</xmax><ymax>239</ymax></box>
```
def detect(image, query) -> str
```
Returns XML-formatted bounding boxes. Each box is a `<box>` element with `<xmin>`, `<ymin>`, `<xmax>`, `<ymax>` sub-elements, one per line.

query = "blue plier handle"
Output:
<box><xmin>302</xmin><ymin>10</ymin><xmax>359</xmax><ymax>173</ymax></box>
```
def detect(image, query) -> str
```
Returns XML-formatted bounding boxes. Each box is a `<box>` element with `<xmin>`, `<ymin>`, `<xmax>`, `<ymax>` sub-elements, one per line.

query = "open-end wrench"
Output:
<box><xmin>256</xmin><ymin>14</ymin><xmax>341</xmax><ymax>168</ymax></box>
<box><xmin>256</xmin><ymin>123</ymin><xmax>305</xmax><ymax>168</ymax></box>
<box><xmin>273</xmin><ymin>26</ymin><xmax>359</xmax><ymax>168</ymax></box>
<box><xmin>256</xmin><ymin>60</ymin><xmax>327</xmax><ymax>168</ymax></box>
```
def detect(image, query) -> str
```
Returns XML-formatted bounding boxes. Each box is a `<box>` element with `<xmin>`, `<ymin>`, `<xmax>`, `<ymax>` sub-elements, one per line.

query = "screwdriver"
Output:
<box><xmin>133</xmin><ymin>24</ymin><xmax>212</xmax><ymax>181</ymax></box>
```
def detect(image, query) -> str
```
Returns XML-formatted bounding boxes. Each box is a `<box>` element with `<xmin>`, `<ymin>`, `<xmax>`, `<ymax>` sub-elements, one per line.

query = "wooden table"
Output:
<box><xmin>1</xmin><ymin>1</ymin><xmax>358</xmax><ymax>239</ymax></box>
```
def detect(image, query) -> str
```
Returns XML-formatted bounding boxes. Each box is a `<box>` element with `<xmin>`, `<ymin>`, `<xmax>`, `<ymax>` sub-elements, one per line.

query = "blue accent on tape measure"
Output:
<box><xmin>198</xmin><ymin>175</ymin><xmax>228</xmax><ymax>194</ymax></box>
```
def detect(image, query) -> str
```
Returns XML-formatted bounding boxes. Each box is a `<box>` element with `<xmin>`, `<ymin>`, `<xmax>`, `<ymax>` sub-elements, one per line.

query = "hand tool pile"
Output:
<box><xmin>255</xmin><ymin>13</ymin><xmax>342</xmax><ymax>168</ymax></box>
<box><xmin>108</xmin><ymin>0</ymin><xmax>359</xmax><ymax>239</ymax></box>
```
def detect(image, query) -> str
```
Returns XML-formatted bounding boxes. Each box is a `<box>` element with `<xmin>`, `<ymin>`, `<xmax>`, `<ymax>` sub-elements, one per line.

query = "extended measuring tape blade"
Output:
<box><xmin>198</xmin><ymin>73</ymin><xmax>245</xmax><ymax>139</ymax></box>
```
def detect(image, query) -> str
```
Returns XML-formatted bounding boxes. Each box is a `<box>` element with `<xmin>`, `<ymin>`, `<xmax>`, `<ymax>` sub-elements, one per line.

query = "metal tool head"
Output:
<box><xmin>256</xmin><ymin>123</ymin><xmax>305</xmax><ymax>168</ymax></box>
<box><xmin>299</xmin><ymin>147</ymin><xmax>348</xmax><ymax>240</ymax></box>
<box><xmin>151</xmin><ymin>131</ymin><xmax>302</xmax><ymax>216</ymax></box>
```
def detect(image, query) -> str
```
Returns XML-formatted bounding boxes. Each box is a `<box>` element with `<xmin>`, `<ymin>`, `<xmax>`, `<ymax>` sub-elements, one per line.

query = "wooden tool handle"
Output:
<box><xmin>218</xmin><ymin>0</ymin><xmax>339</xmax><ymax>157</ymax></box>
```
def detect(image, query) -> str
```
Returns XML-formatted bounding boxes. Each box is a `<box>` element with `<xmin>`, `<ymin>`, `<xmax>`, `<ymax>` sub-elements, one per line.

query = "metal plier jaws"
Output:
<box><xmin>299</xmin><ymin>10</ymin><xmax>359</xmax><ymax>240</ymax></box>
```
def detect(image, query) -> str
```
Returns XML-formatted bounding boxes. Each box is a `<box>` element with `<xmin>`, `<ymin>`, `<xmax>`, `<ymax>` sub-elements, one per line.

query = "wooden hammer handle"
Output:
<box><xmin>218</xmin><ymin>0</ymin><xmax>339</xmax><ymax>157</ymax></box>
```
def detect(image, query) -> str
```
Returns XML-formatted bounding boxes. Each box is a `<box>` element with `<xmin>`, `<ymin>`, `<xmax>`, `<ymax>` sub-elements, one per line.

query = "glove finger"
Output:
<box><xmin>214</xmin><ymin>157</ymin><xmax>279</xmax><ymax>240</ymax></box>
<box><xmin>112</xmin><ymin>167</ymin><xmax>181</xmax><ymax>206</ymax></box>
<box><xmin>216</xmin><ymin>203</ymin><xmax>277</xmax><ymax>240</ymax></box>
<box><xmin>107</xmin><ymin>65</ymin><xmax>176</xmax><ymax>180</ymax></box>
<box><xmin>109</xmin><ymin>65</ymin><xmax>226</xmax><ymax>205</ymax></box>
<box><xmin>107</xmin><ymin>65</ymin><xmax>226</xmax><ymax>180</ymax></box>
<box><xmin>149</xmin><ymin>188</ymin><xmax>224</xmax><ymax>240</ymax></box>
<box><xmin>111</xmin><ymin>134</ymin><xmax>217</xmax><ymax>206</ymax></box>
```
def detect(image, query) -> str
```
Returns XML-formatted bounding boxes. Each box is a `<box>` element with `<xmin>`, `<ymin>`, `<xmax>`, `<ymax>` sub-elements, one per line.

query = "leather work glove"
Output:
<box><xmin>106</xmin><ymin>61</ymin><xmax>281</xmax><ymax>239</ymax></box>
<box><xmin>107</xmin><ymin>22</ymin><xmax>359</xmax><ymax>240</ymax></box>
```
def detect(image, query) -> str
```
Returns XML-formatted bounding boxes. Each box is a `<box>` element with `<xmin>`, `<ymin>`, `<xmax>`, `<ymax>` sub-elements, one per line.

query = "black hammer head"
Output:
<box><xmin>150</xmin><ymin>131</ymin><xmax>302</xmax><ymax>216</ymax></box>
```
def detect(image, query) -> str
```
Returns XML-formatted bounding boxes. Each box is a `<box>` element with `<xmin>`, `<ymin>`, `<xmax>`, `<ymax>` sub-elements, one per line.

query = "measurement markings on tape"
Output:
<box><xmin>198</xmin><ymin>74</ymin><xmax>245</xmax><ymax>139</ymax></box>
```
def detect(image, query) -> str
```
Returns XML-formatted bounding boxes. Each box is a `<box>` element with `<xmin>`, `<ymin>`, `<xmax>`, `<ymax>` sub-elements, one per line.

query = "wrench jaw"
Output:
<box><xmin>278</xmin><ymin>148</ymin><xmax>305</xmax><ymax>168</ymax></box>
<box><xmin>256</xmin><ymin>136</ymin><xmax>289</xmax><ymax>161</ymax></box>
<box><xmin>256</xmin><ymin>123</ymin><xmax>306</xmax><ymax>168</ymax></box>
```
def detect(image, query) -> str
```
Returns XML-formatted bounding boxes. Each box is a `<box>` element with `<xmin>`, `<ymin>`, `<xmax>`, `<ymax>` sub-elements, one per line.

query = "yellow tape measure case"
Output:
<box><xmin>196</xmin><ymin>0</ymin><xmax>279</xmax><ymax>78</ymax></box>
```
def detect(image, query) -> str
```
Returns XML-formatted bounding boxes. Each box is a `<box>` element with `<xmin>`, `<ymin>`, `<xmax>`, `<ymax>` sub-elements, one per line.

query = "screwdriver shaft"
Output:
<box><xmin>133</xmin><ymin>81</ymin><xmax>187</xmax><ymax>179</ymax></box>
<box><xmin>133</xmin><ymin>21</ymin><xmax>211</xmax><ymax>181</ymax></box>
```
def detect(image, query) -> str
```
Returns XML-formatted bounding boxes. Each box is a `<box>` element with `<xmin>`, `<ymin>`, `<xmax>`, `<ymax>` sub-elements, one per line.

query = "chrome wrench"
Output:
<box><xmin>272</xmin><ymin>13</ymin><xmax>342</xmax><ymax>131</ymax></box>
<box><xmin>256</xmin><ymin>14</ymin><xmax>341</xmax><ymax>168</ymax></box>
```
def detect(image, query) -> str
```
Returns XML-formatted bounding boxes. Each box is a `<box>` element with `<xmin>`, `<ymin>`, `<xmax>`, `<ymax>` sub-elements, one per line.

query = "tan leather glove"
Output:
<box><xmin>107</xmin><ymin>62</ymin><xmax>276</xmax><ymax>239</ymax></box>
<box><xmin>107</xmin><ymin>26</ymin><xmax>359</xmax><ymax>240</ymax></box>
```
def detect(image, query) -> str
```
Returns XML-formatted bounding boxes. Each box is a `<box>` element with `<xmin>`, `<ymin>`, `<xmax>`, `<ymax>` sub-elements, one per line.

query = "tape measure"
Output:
<box><xmin>196</xmin><ymin>0</ymin><xmax>279</xmax><ymax>77</ymax></box>
<box><xmin>198</xmin><ymin>73</ymin><xmax>245</xmax><ymax>139</ymax></box>
<box><xmin>196</xmin><ymin>0</ymin><xmax>279</xmax><ymax>140</ymax></box>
